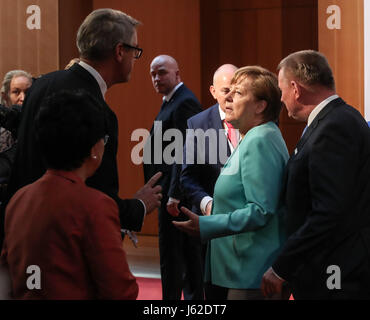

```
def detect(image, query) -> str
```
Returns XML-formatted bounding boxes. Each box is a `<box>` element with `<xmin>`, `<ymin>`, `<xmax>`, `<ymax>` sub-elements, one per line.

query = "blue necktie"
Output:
<box><xmin>301</xmin><ymin>125</ymin><xmax>308</xmax><ymax>137</ymax></box>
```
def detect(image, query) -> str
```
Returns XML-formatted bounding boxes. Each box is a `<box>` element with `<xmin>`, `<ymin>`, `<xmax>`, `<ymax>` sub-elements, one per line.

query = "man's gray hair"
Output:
<box><xmin>0</xmin><ymin>70</ymin><xmax>32</xmax><ymax>105</ymax></box>
<box><xmin>278</xmin><ymin>50</ymin><xmax>335</xmax><ymax>90</ymax></box>
<box><xmin>76</xmin><ymin>8</ymin><xmax>141</xmax><ymax>61</ymax></box>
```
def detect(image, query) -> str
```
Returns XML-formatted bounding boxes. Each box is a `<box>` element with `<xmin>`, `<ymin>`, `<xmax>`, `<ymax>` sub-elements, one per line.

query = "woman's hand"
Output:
<box><xmin>172</xmin><ymin>207</ymin><xmax>200</xmax><ymax>238</ymax></box>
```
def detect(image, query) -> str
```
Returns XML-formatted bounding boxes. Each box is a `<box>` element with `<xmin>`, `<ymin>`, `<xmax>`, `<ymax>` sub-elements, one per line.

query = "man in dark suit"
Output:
<box><xmin>261</xmin><ymin>50</ymin><xmax>370</xmax><ymax>299</ymax></box>
<box><xmin>143</xmin><ymin>55</ymin><xmax>203</xmax><ymax>300</ymax></box>
<box><xmin>0</xmin><ymin>9</ymin><xmax>162</xmax><ymax>248</ymax></box>
<box><xmin>180</xmin><ymin>64</ymin><xmax>237</xmax><ymax>299</ymax></box>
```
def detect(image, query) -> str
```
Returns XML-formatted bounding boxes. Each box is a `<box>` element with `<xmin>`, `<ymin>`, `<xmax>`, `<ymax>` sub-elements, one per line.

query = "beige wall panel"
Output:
<box><xmin>279</xmin><ymin>3</ymin><xmax>318</xmax><ymax>153</ymax></box>
<box><xmin>217</xmin><ymin>8</ymin><xmax>283</xmax><ymax>71</ymax></box>
<box><xmin>58</xmin><ymin>0</ymin><xmax>93</xmax><ymax>69</ymax></box>
<box><xmin>201</xmin><ymin>0</ymin><xmax>317</xmax><ymax>154</ymax></box>
<box><xmin>93</xmin><ymin>0</ymin><xmax>201</xmax><ymax>235</ymax></box>
<box><xmin>0</xmin><ymin>0</ymin><xmax>59</xmax><ymax>79</ymax></box>
<box><xmin>318</xmin><ymin>0</ymin><xmax>364</xmax><ymax>114</ymax></box>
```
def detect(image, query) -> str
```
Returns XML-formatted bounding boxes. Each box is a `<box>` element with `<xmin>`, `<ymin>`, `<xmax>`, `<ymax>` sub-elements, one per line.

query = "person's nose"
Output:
<box><xmin>154</xmin><ymin>74</ymin><xmax>161</xmax><ymax>82</ymax></box>
<box><xmin>225</xmin><ymin>91</ymin><xmax>233</xmax><ymax>102</ymax></box>
<box><xmin>18</xmin><ymin>91</ymin><xmax>26</xmax><ymax>104</ymax></box>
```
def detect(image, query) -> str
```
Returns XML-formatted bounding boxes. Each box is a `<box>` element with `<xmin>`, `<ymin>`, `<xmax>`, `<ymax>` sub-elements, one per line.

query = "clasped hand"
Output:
<box><xmin>172</xmin><ymin>207</ymin><xmax>200</xmax><ymax>238</ymax></box>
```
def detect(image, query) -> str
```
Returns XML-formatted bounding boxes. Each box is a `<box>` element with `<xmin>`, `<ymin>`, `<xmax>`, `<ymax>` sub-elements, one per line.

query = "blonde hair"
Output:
<box><xmin>232</xmin><ymin>66</ymin><xmax>282</xmax><ymax>122</ymax></box>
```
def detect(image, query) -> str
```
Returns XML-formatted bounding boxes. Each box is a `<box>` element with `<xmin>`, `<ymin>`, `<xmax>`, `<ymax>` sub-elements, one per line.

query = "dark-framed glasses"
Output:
<box><xmin>121</xmin><ymin>43</ymin><xmax>143</xmax><ymax>59</ymax></box>
<box><xmin>103</xmin><ymin>134</ymin><xmax>109</xmax><ymax>146</ymax></box>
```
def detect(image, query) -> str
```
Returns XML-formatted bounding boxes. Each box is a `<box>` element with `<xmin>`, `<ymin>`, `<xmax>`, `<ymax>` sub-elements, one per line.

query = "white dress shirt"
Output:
<box><xmin>164</xmin><ymin>82</ymin><xmax>183</xmax><ymax>103</ymax></box>
<box><xmin>307</xmin><ymin>94</ymin><xmax>339</xmax><ymax>126</ymax></box>
<box><xmin>78</xmin><ymin>61</ymin><xmax>107</xmax><ymax>99</ymax></box>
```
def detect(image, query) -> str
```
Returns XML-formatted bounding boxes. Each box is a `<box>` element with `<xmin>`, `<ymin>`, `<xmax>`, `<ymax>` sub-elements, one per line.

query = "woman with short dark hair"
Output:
<box><xmin>174</xmin><ymin>66</ymin><xmax>289</xmax><ymax>300</ymax></box>
<box><xmin>0</xmin><ymin>89</ymin><xmax>138</xmax><ymax>299</ymax></box>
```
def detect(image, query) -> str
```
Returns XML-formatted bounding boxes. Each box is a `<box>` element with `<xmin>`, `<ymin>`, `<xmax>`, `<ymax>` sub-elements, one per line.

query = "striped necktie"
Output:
<box><xmin>224</xmin><ymin>120</ymin><xmax>238</xmax><ymax>149</ymax></box>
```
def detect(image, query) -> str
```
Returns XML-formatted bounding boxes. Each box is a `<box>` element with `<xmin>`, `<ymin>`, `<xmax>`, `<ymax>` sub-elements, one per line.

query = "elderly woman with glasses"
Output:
<box><xmin>174</xmin><ymin>66</ymin><xmax>289</xmax><ymax>300</ymax></box>
<box><xmin>0</xmin><ymin>89</ymin><xmax>138</xmax><ymax>299</ymax></box>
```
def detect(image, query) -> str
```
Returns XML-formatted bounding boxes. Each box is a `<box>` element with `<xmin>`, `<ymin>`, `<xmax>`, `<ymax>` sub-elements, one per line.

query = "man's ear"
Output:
<box><xmin>175</xmin><ymin>70</ymin><xmax>181</xmax><ymax>82</ymax></box>
<box><xmin>291</xmin><ymin>80</ymin><xmax>302</xmax><ymax>99</ymax></box>
<box><xmin>209</xmin><ymin>85</ymin><xmax>216</xmax><ymax>99</ymax></box>
<box><xmin>114</xmin><ymin>43</ymin><xmax>125</xmax><ymax>62</ymax></box>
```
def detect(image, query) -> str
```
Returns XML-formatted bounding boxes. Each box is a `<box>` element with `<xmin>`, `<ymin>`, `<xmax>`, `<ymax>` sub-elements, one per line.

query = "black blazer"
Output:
<box><xmin>0</xmin><ymin>64</ymin><xmax>145</xmax><ymax>247</ymax></box>
<box><xmin>143</xmin><ymin>84</ymin><xmax>202</xmax><ymax>201</ymax></box>
<box><xmin>273</xmin><ymin>97</ymin><xmax>370</xmax><ymax>299</ymax></box>
<box><xmin>180</xmin><ymin>104</ymin><xmax>230</xmax><ymax>215</ymax></box>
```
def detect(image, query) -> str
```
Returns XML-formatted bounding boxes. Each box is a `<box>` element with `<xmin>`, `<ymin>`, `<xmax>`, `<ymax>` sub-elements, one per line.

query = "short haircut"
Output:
<box><xmin>77</xmin><ymin>8</ymin><xmax>141</xmax><ymax>61</ymax></box>
<box><xmin>0</xmin><ymin>70</ymin><xmax>32</xmax><ymax>105</ymax></box>
<box><xmin>277</xmin><ymin>50</ymin><xmax>335</xmax><ymax>90</ymax></box>
<box><xmin>231</xmin><ymin>66</ymin><xmax>282</xmax><ymax>123</ymax></box>
<box><xmin>35</xmin><ymin>90</ymin><xmax>106</xmax><ymax>171</ymax></box>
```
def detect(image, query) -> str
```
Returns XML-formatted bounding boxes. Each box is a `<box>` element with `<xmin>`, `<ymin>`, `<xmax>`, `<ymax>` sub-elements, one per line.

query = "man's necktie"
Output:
<box><xmin>224</xmin><ymin>120</ymin><xmax>238</xmax><ymax>149</ymax></box>
<box><xmin>160</xmin><ymin>99</ymin><xmax>168</xmax><ymax>112</ymax></box>
<box><xmin>301</xmin><ymin>125</ymin><xmax>308</xmax><ymax>137</ymax></box>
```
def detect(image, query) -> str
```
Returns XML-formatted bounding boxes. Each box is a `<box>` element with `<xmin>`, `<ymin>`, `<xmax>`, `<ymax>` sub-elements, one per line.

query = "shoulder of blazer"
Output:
<box><xmin>72</xmin><ymin>64</ymin><xmax>105</xmax><ymax>96</ymax></box>
<box><xmin>34</xmin><ymin>64</ymin><xmax>104</xmax><ymax>103</ymax></box>
<box><xmin>170</xmin><ymin>84</ymin><xmax>200</xmax><ymax>105</ymax></box>
<box><xmin>187</xmin><ymin>104</ymin><xmax>219</xmax><ymax>128</ymax></box>
<box><xmin>295</xmin><ymin>97</ymin><xmax>346</xmax><ymax>152</ymax></box>
<box><xmin>314</xmin><ymin>97</ymin><xmax>346</xmax><ymax>124</ymax></box>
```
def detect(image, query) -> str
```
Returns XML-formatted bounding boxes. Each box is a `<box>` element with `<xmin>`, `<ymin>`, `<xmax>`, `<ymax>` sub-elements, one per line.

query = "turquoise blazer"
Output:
<box><xmin>199</xmin><ymin>122</ymin><xmax>289</xmax><ymax>289</ymax></box>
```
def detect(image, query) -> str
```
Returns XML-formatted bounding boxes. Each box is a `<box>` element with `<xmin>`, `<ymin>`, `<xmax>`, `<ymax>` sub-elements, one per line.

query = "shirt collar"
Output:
<box><xmin>45</xmin><ymin>169</ymin><xmax>84</xmax><ymax>185</ymax></box>
<box><xmin>163</xmin><ymin>82</ymin><xmax>183</xmax><ymax>102</ymax></box>
<box><xmin>218</xmin><ymin>104</ymin><xmax>226</xmax><ymax>121</ymax></box>
<box><xmin>78</xmin><ymin>61</ymin><xmax>107</xmax><ymax>99</ymax></box>
<box><xmin>307</xmin><ymin>94</ymin><xmax>339</xmax><ymax>126</ymax></box>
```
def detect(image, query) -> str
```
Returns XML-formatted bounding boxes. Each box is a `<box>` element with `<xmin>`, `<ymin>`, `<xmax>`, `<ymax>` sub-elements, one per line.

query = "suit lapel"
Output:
<box><xmin>208</xmin><ymin>104</ymin><xmax>223</xmax><ymax>131</ymax></box>
<box><xmin>151</xmin><ymin>84</ymin><xmax>187</xmax><ymax>134</ymax></box>
<box><xmin>209</xmin><ymin>104</ymin><xmax>231</xmax><ymax>161</ymax></box>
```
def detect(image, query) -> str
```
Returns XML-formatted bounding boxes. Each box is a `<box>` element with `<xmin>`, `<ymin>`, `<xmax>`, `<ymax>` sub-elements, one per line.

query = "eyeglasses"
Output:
<box><xmin>121</xmin><ymin>43</ymin><xmax>143</xmax><ymax>59</ymax></box>
<box><xmin>103</xmin><ymin>135</ymin><xmax>109</xmax><ymax>146</ymax></box>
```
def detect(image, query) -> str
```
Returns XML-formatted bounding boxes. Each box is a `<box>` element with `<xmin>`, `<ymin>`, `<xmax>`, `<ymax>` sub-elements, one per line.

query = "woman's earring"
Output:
<box><xmin>92</xmin><ymin>155</ymin><xmax>97</xmax><ymax>159</ymax></box>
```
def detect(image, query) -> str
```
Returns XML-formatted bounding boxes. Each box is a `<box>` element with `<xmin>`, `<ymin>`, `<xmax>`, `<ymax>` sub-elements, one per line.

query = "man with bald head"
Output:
<box><xmin>144</xmin><ymin>55</ymin><xmax>203</xmax><ymax>300</ymax></box>
<box><xmin>180</xmin><ymin>63</ymin><xmax>237</xmax><ymax>299</ymax></box>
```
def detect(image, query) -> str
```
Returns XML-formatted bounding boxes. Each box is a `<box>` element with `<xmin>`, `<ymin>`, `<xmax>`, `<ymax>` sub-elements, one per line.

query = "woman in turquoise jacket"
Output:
<box><xmin>174</xmin><ymin>66</ymin><xmax>289</xmax><ymax>300</ymax></box>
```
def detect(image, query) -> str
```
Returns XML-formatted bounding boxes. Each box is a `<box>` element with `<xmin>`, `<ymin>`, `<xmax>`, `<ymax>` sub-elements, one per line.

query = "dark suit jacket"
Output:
<box><xmin>180</xmin><ymin>104</ymin><xmax>230</xmax><ymax>215</ymax></box>
<box><xmin>143</xmin><ymin>84</ymin><xmax>202</xmax><ymax>202</ymax></box>
<box><xmin>0</xmin><ymin>170</ymin><xmax>138</xmax><ymax>299</ymax></box>
<box><xmin>0</xmin><ymin>64</ymin><xmax>144</xmax><ymax>248</ymax></box>
<box><xmin>0</xmin><ymin>104</ymin><xmax>21</xmax><ymax>185</ymax></box>
<box><xmin>272</xmin><ymin>97</ymin><xmax>370</xmax><ymax>299</ymax></box>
